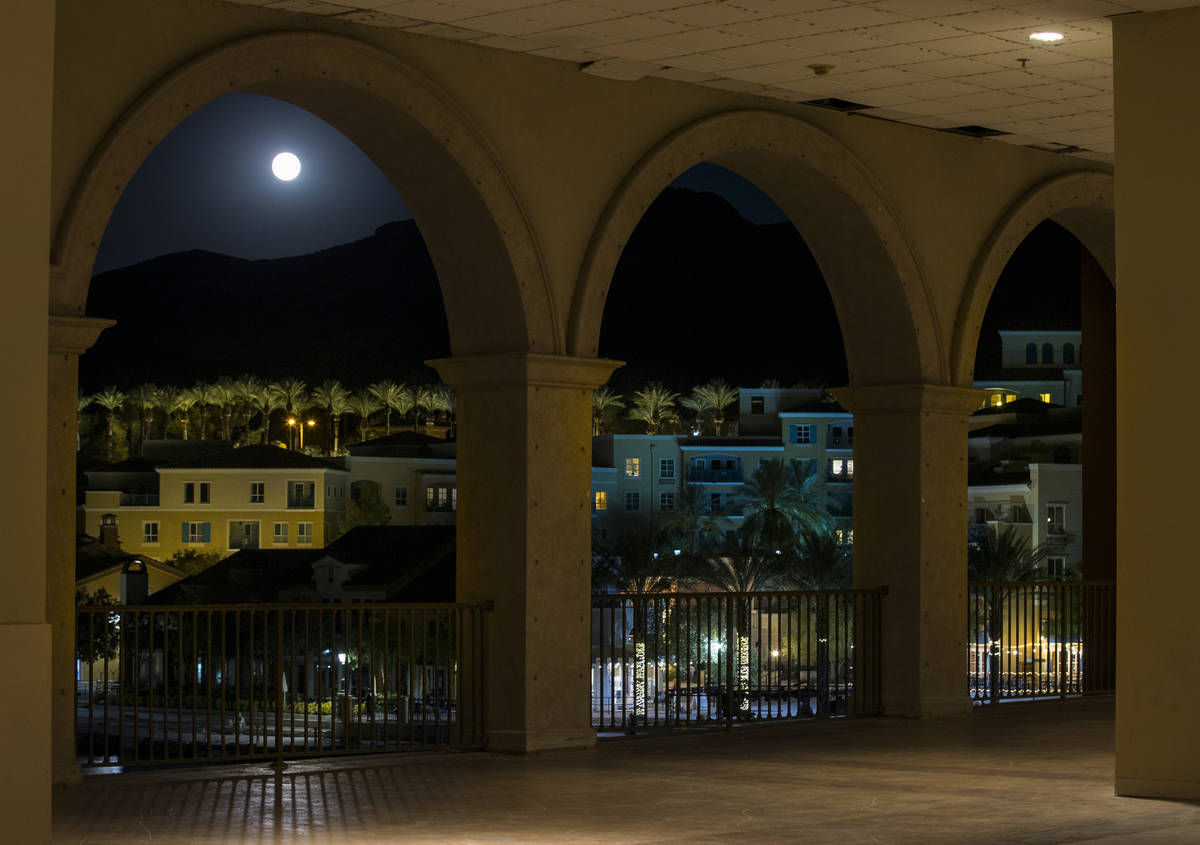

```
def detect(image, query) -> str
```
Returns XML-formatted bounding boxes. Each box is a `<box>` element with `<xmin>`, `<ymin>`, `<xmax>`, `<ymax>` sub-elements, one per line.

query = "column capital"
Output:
<box><xmin>429</xmin><ymin>353</ymin><xmax>622</xmax><ymax>391</ymax></box>
<box><xmin>829</xmin><ymin>383</ymin><xmax>985</xmax><ymax>416</ymax></box>
<box><xmin>48</xmin><ymin>315</ymin><xmax>115</xmax><ymax>356</ymax></box>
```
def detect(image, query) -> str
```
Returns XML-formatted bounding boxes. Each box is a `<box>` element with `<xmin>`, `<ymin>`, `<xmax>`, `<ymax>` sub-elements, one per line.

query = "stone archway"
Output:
<box><xmin>949</xmin><ymin>170</ymin><xmax>1114</xmax><ymax>387</ymax></box>
<box><xmin>568</xmin><ymin>109</ymin><xmax>945</xmax><ymax>388</ymax></box>
<box><xmin>51</xmin><ymin>31</ymin><xmax>555</xmax><ymax>356</ymax></box>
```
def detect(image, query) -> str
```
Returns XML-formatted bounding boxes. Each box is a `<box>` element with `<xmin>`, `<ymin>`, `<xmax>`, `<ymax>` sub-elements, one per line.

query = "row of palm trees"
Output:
<box><xmin>594</xmin><ymin>379</ymin><xmax>741</xmax><ymax>437</ymax></box>
<box><xmin>79</xmin><ymin>377</ymin><xmax>456</xmax><ymax>459</ymax></box>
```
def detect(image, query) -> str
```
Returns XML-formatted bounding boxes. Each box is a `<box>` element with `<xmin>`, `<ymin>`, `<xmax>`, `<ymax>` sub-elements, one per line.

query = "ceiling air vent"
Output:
<box><xmin>947</xmin><ymin>125</ymin><xmax>1009</xmax><ymax>138</ymax></box>
<box><xmin>800</xmin><ymin>98</ymin><xmax>871</xmax><ymax>112</ymax></box>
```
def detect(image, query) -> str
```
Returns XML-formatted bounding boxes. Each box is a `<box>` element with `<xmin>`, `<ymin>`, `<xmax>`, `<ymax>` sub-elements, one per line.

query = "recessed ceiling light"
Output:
<box><xmin>1029</xmin><ymin>31</ymin><xmax>1064</xmax><ymax>42</ymax></box>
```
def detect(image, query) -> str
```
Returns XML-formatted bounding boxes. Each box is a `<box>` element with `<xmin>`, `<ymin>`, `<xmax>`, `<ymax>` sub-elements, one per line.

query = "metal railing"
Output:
<box><xmin>968</xmin><ymin>581</ymin><xmax>1115</xmax><ymax>703</ymax></box>
<box><xmin>75</xmin><ymin>602</ymin><xmax>486</xmax><ymax>768</ymax></box>
<box><xmin>686</xmin><ymin>469</ymin><xmax>743</xmax><ymax>483</ymax></box>
<box><xmin>591</xmin><ymin>589</ymin><xmax>884</xmax><ymax>732</ymax></box>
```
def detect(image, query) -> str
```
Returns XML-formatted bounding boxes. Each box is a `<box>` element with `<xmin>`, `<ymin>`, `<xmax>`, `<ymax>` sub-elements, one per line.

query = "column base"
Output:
<box><xmin>884</xmin><ymin>695</ymin><xmax>972</xmax><ymax>719</ymax></box>
<box><xmin>0</xmin><ymin>623</ymin><xmax>51</xmax><ymax>845</ymax></box>
<box><xmin>1116</xmin><ymin>777</ymin><xmax>1200</xmax><ymax>800</ymax></box>
<box><xmin>487</xmin><ymin>727</ymin><xmax>597</xmax><ymax>754</ymax></box>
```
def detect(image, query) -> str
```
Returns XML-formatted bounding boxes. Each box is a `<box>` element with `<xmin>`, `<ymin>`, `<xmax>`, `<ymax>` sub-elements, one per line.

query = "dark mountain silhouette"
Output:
<box><xmin>82</xmin><ymin>188</ymin><xmax>865</xmax><ymax>392</ymax></box>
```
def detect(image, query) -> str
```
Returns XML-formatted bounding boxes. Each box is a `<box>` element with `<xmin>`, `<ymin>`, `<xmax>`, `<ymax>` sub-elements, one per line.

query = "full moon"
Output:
<box><xmin>271</xmin><ymin>152</ymin><xmax>301</xmax><ymax>181</ymax></box>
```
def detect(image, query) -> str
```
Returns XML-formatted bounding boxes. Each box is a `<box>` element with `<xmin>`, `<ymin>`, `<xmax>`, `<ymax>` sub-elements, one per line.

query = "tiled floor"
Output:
<box><xmin>54</xmin><ymin>698</ymin><xmax>1200</xmax><ymax>843</ymax></box>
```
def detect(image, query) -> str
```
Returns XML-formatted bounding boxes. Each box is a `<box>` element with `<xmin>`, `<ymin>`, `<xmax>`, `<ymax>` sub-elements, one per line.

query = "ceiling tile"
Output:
<box><xmin>783</xmin><ymin>30</ymin><xmax>889</xmax><ymax>52</ymax></box>
<box><xmin>934</xmin><ymin>8</ymin><xmax>1052</xmax><ymax>34</ymax></box>
<box><xmin>1001</xmin><ymin>101</ymin><xmax>1079</xmax><ymax>120</ymax></box>
<box><xmin>528</xmin><ymin>44</ymin><xmax>603</xmax><ymax>60</ymax></box>
<box><xmin>644</xmin><ymin>27</ymin><xmax>759</xmax><ymax>51</ymax></box>
<box><xmin>796</xmin><ymin>4</ymin><xmax>907</xmax><ymax>32</ymax></box>
<box><xmin>773</xmin><ymin>75</ymin><xmax>860</xmax><ymax>96</ymax></box>
<box><xmin>834</xmin><ymin>67</ymin><xmax>931</xmax><ymax>89</ymax></box>
<box><xmin>701</xmin><ymin>77</ymin><xmax>767</xmax><ymax>92</ymax></box>
<box><xmin>902</xmin><ymin>56</ymin><xmax>1001</xmax><ymax>79</ymax></box>
<box><xmin>377</xmin><ymin>0</ymin><xmax>480</xmax><ymax>22</ymax></box>
<box><xmin>457</xmin><ymin>13</ymin><xmax>549</xmax><ymax>35</ymax></box>
<box><xmin>869</xmin><ymin>0</ymin><xmax>977</xmax><ymax>17</ymax></box>
<box><xmin>881</xmin><ymin>77</ymin><xmax>984</xmax><ymax>100</ymax></box>
<box><xmin>1059</xmin><ymin>92</ymin><xmax>1112</xmax><ymax>111</ymax></box>
<box><xmin>520</xmin><ymin>2</ymin><xmax>625</xmax><ymax>25</ymax></box>
<box><xmin>771</xmin><ymin>55</ymin><xmax>879</xmax><ymax>76</ymax></box>
<box><xmin>966</xmin><ymin>68</ymin><xmax>1043</xmax><ymax>89</ymax></box>
<box><xmin>583</xmin><ymin>14</ymin><xmax>689</xmax><ymax>39</ymax></box>
<box><xmin>602</xmin><ymin>40</ymin><xmax>688</xmax><ymax>59</ymax></box>
<box><xmin>1012</xmin><ymin>79</ymin><xmax>1106</xmax><ymax>101</ymax></box>
<box><xmin>526</xmin><ymin>27</ymin><xmax>625</xmax><ymax>47</ymax></box>
<box><xmin>709</xmin><ymin>42</ymin><xmax>817</xmax><ymax>65</ymax></box>
<box><xmin>596</xmin><ymin>0</ymin><xmax>701</xmax><ymax>9</ymax></box>
<box><xmin>451</xmin><ymin>0</ymin><xmax>555</xmax><ymax>10</ymax></box>
<box><xmin>973</xmin><ymin>48</ymin><xmax>1078</xmax><ymax>68</ymax></box>
<box><xmin>919</xmin><ymin>33</ymin><xmax>1018</xmax><ymax>57</ymax></box>
<box><xmin>656</xmin><ymin>2</ymin><xmax>763</xmax><ymax>26</ymax></box>
<box><xmin>1014</xmin><ymin>0</ymin><xmax>1129</xmax><ymax>24</ymax></box>
<box><xmin>847</xmin><ymin>42</ymin><xmax>951</xmax><ymax>65</ymax></box>
<box><xmin>662</xmin><ymin>52</ymin><xmax>753</xmax><ymax>71</ymax></box>
<box><xmin>264</xmin><ymin>0</ymin><xmax>353</xmax><ymax>13</ymax></box>
<box><xmin>863</xmin><ymin>19</ymin><xmax>960</xmax><ymax>43</ymax></box>
<box><xmin>1032</xmin><ymin>59</ymin><xmax>1109</xmax><ymax>81</ymax></box>
<box><xmin>474</xmin><ymin>33</ymin><xmax>547</xmax><ymax>49</ymax></box>
<box><xmin>1055</xmin><ymin>37</ymin><xmax>1112</xmax><ymax>59</ymax></box>
<box><xmin>836</xmin><ymin>88</ymin><xmax>918</xmax><ymax>107</ymax></box>
<box><xmin>731</xmin><ymin>0</ymin><xmax>850</xmax><ymax>15</ymax></box>
<box><xmin>891</xmin><ymin>99</ymin><xmax>960</xmax><ymax>116</ymax></box>
<box><xmin>648</xmin><ymin>66</ymin><xmax>720</xmax><ymax>82</ymax></box>
<box><xmin>722</xmin><ymin>16</ymin><xmax>828</xmax><ymax>40</ymax></box>
<box><xmin>723</xmin><ymin>64</ymin><xmax>807</xmax><ymax>84</ymax></box>
<box><xmin>336</xmin><ymin>10</ymin><xmax>424</xmax><ymax>27</ymax></box>
<box><xmin>1037</xmin><ymin>111</ymin><xmax>1112</xmax><ymax>130</ymax></box>
<box><xmin>405</xmin><ymin>22</ymin><xmax>485</xmax><ymax>39</ymax></box>
<box><xmin>936</xmin><ymin>88</ymin><xmax>1035</xmax><ymax>110</ymax></box>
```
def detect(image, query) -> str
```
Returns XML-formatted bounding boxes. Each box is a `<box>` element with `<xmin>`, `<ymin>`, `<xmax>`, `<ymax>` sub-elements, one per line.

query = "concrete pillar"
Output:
<box><xmin>1113</xmin><ymin>6</ymin><xmax>1200</xmax><ymax>800</ymax></box>
<box><xmin>430</xmin><ymin>353</ymin><xmax>620</xmax><ymax>753</ymax></box>
<box><xmin>47</xmin><ymin>315</ymin><xmax>113</xmax><ymax>786</ymax></box>
<box><xmin>0</xmin><ymin>3</ymin><xmax>55</xmax><ymax>842</ymax></box>
<box><xmin>832</xmin><ymin>384</ymin><xmax>981</xmax><ymax>718</ymax></box>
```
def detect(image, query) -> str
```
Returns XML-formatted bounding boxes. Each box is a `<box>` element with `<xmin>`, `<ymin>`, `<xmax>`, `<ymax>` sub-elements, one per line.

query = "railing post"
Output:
<box><xmin>274</xmin><ymin>607</ymin><xmax>285</xmax><ymax>771</ymax></box>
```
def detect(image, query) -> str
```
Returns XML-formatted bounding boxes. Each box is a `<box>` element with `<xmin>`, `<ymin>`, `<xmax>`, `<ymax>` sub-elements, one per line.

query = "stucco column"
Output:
<box><xmin>1</xmin><ymin>2</ymin><xmax>55</xmax><ymax>841</ymax></box>
<box><xmin>430</xmin><ymin>353</ymin><xmax>620</xmax><ymax>753</ymax></box>
<box><xmin>47</xmin><ymin>315</ymin><xmax>114</xmax><ymax>786</ymax></box>
<box><xmin>832</xmin><ymin>384</ymin><xmax>982</xmax><ymax>718</ymax></box>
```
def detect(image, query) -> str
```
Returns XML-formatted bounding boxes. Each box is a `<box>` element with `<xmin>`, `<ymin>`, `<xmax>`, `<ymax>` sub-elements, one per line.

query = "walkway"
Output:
<box><xmin>54</xmin><ymin>698</ymin><xmax>1200</xmax><ymax>843</ymax></box>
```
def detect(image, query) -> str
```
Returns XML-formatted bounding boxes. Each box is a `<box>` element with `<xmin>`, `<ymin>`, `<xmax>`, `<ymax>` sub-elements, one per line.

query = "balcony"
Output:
<box><xmin>119</xmin><ymin>493</ymin><xmax>159</xmax><ymax>507</ymax></box>
<box><xmin>687</xmin><ymin>468</ymin><xmax>743</xmax><ymax>483</ymax></box>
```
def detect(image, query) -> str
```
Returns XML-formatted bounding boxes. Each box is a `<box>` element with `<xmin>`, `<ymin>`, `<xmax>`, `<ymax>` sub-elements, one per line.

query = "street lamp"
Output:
<box><xmin>300</xmin><ymin>419</ymin><xmax>315</xmax><ymax>450</ymax></box>
<box><xmin>286</xmin><ymin>417</ymin><xmax>297</xmax><ymax>449</ymax></box>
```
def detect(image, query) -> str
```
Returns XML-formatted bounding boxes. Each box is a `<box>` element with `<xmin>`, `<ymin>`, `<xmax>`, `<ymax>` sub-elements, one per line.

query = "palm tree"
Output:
<box><xmin>968</xmin><ymin>526</ymin><xmax>1044</xmax><ymax>703</ymax></box>
<box><xmin>312</xmin><ymin>379</ymin><xmax>351</xmax><ymax>454</ymax></box>
<box><xmin>211</xmin><ymin>378</ymin><xmax>238</xmax><ymax>441</ymax></box>
<box><xmin>661</xmin><ymin>483</ymin><xmax>718</xmax><ymax>555</ymax></box>
<box><xmin>249</xmin><ymin>384</ymin><xmax>283</xmax><ymax>445</ymax></box>
<box><xmin>128</xmin><ymin>383</ymin><xmax>159</xmax><ymax>448</ymax></box>
<box><xmin>694</xmin><ymin>379</ymin><xmax>739</xmax><ymax>435</ymax></box>
<box><xmin>628</xmin><ymin>382</ymin><xmax>679</xmax><ymax>435</ymax></box>
<box><xmin>789</xmin><ymin>527</ymin><xmax>853</xmax><ymax>715</ymax></box>
<box><xmin>414</xmin><ymin>384</ymin><xmax>437</xmax><ymax>431</ymax></box>
<box><xmin>190</xmin><ymin>381</ymin><xmax>219</xmax><ymax>440</ymax></box>
<box><xmin>592</xmin><ymin>387</ymin><xmax>625</xmax><ymax>436</ymax></box>
<box><xmin>428</xmin><ymin>384</ymin><xmax>454</xmax><ymax>426</ymax></box>
<box><xmin>737</xmin><ymin>458</ymin><xmax>828</xmax><ymax>554</ymax></box>
<box><xmin>270</xmin><ymin>377</ymin><xmax>309</xmax><ymax>443</ymax></box>
<box><xmin>164</xmin><ymin>387</ymin><xmax>197</xmax><ymax>440</ymax></box>
<box><xmin>76</xmin><ymin>393</ymin><xmax>92</xmax><ymax>453</ymax></box>
<box><xmin>346</xmin><ymin>392</ymin><xmax>381</xmax><ymax>443</ymax></box>
<box><xmin>92</xmin><ymin>387</ymin><xmax>124</xmax><ymax>460</ymax></box>
<box><xmin>368</xmin><ymin>380</ymin><xmax>408</xmax><ymax>437</ymax></box>
<box><xmin>232</xmin><ymin>375</ymin><xmax>264</xmax><ymax>440</ymax></box>
<box><xmin>593</xmin><ymin>527</ymin><xmax>676</xmax><ymax>729</ymax></box>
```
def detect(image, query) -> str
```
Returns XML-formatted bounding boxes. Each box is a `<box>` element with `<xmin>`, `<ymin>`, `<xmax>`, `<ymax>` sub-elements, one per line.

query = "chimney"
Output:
<box><xmin>99</xmin><ymin>513</ymin><xmax>120</xmax><ymax>553</ymax></box>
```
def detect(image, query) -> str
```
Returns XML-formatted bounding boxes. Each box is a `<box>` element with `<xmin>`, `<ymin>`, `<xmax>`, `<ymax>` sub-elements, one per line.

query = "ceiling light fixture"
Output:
<box><xmin>1029</xmin><ymin>31</ymin><xmax>1064</xmax><ymax>42</ymax></box>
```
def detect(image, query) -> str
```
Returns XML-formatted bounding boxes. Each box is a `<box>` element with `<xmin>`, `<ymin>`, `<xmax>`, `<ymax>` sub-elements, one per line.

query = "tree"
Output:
<box><xmin>128</xmin><ymin>383</ymin><xmax>159</xmax><ymax>447</ymax></box>
<box><xmin>968</xmin><ymin>526</ymin><xmax>1044</xmax><ymax>703</ymax></box>
<box><xmin>75</xmin><ymin>587</ymin><xmax>120</xmax><ymax>664</ymax></box>
<box><xmin>788</xmin><ymin>527</ymin><xmax>853</xmax><ymax>715</ymax></box>
<box><xmin>168</xmin><ymin>549</ymin><xmax>223</xmax><ymax>576</ymax></box>
<box><xmin>661</xmin><ymin>483</ymin><xmax>718</xmax><ymax>555</ymax></box>
<box><xmin>629</xmin><ymin>382</ymin><xmax>679</xmax><ymax>435</ymax></box>
<box><xmin>92</xmin><ymin>387</ymin><xmax>125</xmax><ymax>460</ymax></box>
<box><xmin>77</xmin><ymin>393</ymin><xmax>92</xmax><ymax>453</ymax></box>
<box><xmin>190</xmin><ymin>381</ymin><xmax>219</xmax><ymax>440</ymax></box>
<box><xmin>368</xmin><ymin>380</ymin><xmax>408</xmax><ymax>437</ymax></box>
<box><xmin>165</xmin><ymin>387</ymin><xmax>197</xmax><ymax>440</ymax></box>
<box><xmin>592</xmin><ymin>387</ymin><xmax>625</xmax><ymax>436</ymax></box>
<box><xmin>211</xmin><ymin>378</ymin><xmax>239</xmax><ymax>441</ymax></box>
<box><xmin>681</xmin><ymin>379</ymin><xmax>738</xmax><ymax>435</ymax></box>
<box><xmin>312</xmin><ymin>379</ymin><xmax>351</xmax><ymax>454</ymax></box>
<box><xmin>347</xmin><ymin>392</ymin><xmax>381</xmax><ymax>442</ymax></box>
<box><xmin>232</xmin><ymin>375</ymin><xmax>264</xmax><ymax>439</ymax></box>
<box><xmin>413</xmin><ymin>384</ymin><xmax>437</xmax><ymax>431</ymax></box>
<box><xmin>249</xmin><ymin>382</ymin><xmax>283</xmax><ymax>445</ymax></box>
<box><xmin>737</xmin><ymin>458</ymin><xmax>828</xmax><ymax>554</ymax></box>
<box><xmin>270</xmin><ymin>377</ymin><xmax>309</xmax><ymax>445</ymax></box>
<box><xmin>338</xmin><ymin>482</ymin><xmax>392</xmax><ymax>535</ymax></box>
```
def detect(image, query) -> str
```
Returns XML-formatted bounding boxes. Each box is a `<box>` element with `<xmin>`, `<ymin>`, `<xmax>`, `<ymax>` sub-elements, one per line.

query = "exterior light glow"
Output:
<box><xmin>1029</xmin><ymin>31</ymin><xmax>1063</xmax><ymax>42</ymax></box>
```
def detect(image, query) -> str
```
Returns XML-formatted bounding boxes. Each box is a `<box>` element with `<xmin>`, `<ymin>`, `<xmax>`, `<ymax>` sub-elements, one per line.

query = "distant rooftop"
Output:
<box><xmin>159</xmin><ymin>444</ymin><xmax>346</xmax><ymax>471</ymax></box>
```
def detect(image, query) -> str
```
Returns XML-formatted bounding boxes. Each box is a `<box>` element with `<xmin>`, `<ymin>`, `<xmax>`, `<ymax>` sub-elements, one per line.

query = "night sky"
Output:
<box><xmin>90</xmin><ymin>92</ymin><xmax>1079</xmax><ymax>388</ymax></box>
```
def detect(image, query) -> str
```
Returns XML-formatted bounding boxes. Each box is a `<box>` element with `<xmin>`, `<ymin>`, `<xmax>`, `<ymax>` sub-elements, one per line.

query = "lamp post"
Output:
<box><xmin>286</xmin><ymin>417</ymin><xmax>296</xmax><ymax>449</ymax></box>
<box><xmin>300</xmin><ymin>419</ymin><xmax>314</xmax><ymax>450</ymax></box>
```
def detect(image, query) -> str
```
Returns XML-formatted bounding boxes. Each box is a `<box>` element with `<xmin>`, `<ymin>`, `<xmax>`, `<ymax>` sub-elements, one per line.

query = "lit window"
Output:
<box><xmin>594</xmin><ymin>491</ymin><xmax>607</xmax><ymax>511</ymax></box>
<box><xmin>143</xmin><ymin>522</ymin><xmax>159</xmax><ymax>544</ymax></box>
<box><xmin>249</xmin><ymin>482</ymin><xmax>264</xmax><ymax>503</ymax></box>
<box><xmin>659</xmin><ymin>492</ymin><xmax>674</xmax><ymax>511</ymax></box>
<box><xmin>624</xmin><ymin>457</ymin><xmax>640</xmax><ymax>478</ymax></box>
<box><xmin>1039</xmin><ymin>393</ymin><xmax>1052</xmax><ymax>403</ymax></box>
<box><xmin>846</xmin><ymin>460</ymin><xmax>854</xmax><ymax>477</ymax></box>
<box><xmin>1005</xmin><ymin>394</ymin><xmax>1016</xmax><ymax>403</ymax></box>
<box><xmin>297</xmin><ymin>522</ymin><xmax>313</xmax><ymax>544</ymax></box>
<box><xmin>273</xmin><ymin>522</ymin><xmax>288</xmax><ymax>544</ymax></box>
<box><xmin>659</xmin><ymin>458</ymin><xmax>675</xmax><ymax>479</ymax></box>
<box><xmin>395</xmin><ymin>487</ymin><xmax>407</xmax><ymax>506</ymax></box>
<box><xmin>625</xmin><ymin>492</ymin><xmax>640</xmax><ymax>511</ymax></box>
<box><xmin>989</xmin><ymin>394</ymin><xmax>1004</xmax><ymax>408</ymax></box>
<box><xmin>832</xmin><ymin>459</ymin><xmax>844</xmax><ymax>475</ymax></box>
<box><xmin>1047</xmin><ymin>504</ymin><xmax>1066</xmax><ymax>535</ymax></box>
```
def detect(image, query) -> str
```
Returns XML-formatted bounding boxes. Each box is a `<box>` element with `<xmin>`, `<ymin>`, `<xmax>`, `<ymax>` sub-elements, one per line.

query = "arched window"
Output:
<box><xmin>1063</xmin><ymin>342</ymin><xmax>1075</xmax><ymax>364</ymax></box>
<box><xmin>1026</xmin><ymin>343</ymin><xmax>1038</xmax><ymax>364</ymax></box>
<box><xmin>1042</xmin><ymin>343</ymin><xmax>1054</xmax><ymax>364</ymax></box>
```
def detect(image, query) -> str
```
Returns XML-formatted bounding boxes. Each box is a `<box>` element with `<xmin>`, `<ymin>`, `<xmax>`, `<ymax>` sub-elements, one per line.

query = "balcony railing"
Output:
<box><xmin>75</xmin><ymin>602</ymin><xmax>487</xmax><ymax>769</ymax></box>
<box><xmin>591</xmin><ymin>589</ymin><xmax>884</xmax><ymax>732</ymax></box>
<box><xmin>968</xmin><ymin>581</ymin><xmax>1115</xmax><ymax>704</ymax></box>
<box><xmin>687</xmin><ymin>469</ymin><xmax>743</xmax><ymax>483</ymax></box>
<box><xmin>119</xmin><ymin>493</ymin><xmax>159</xmax><ymax>507</ymax></box>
